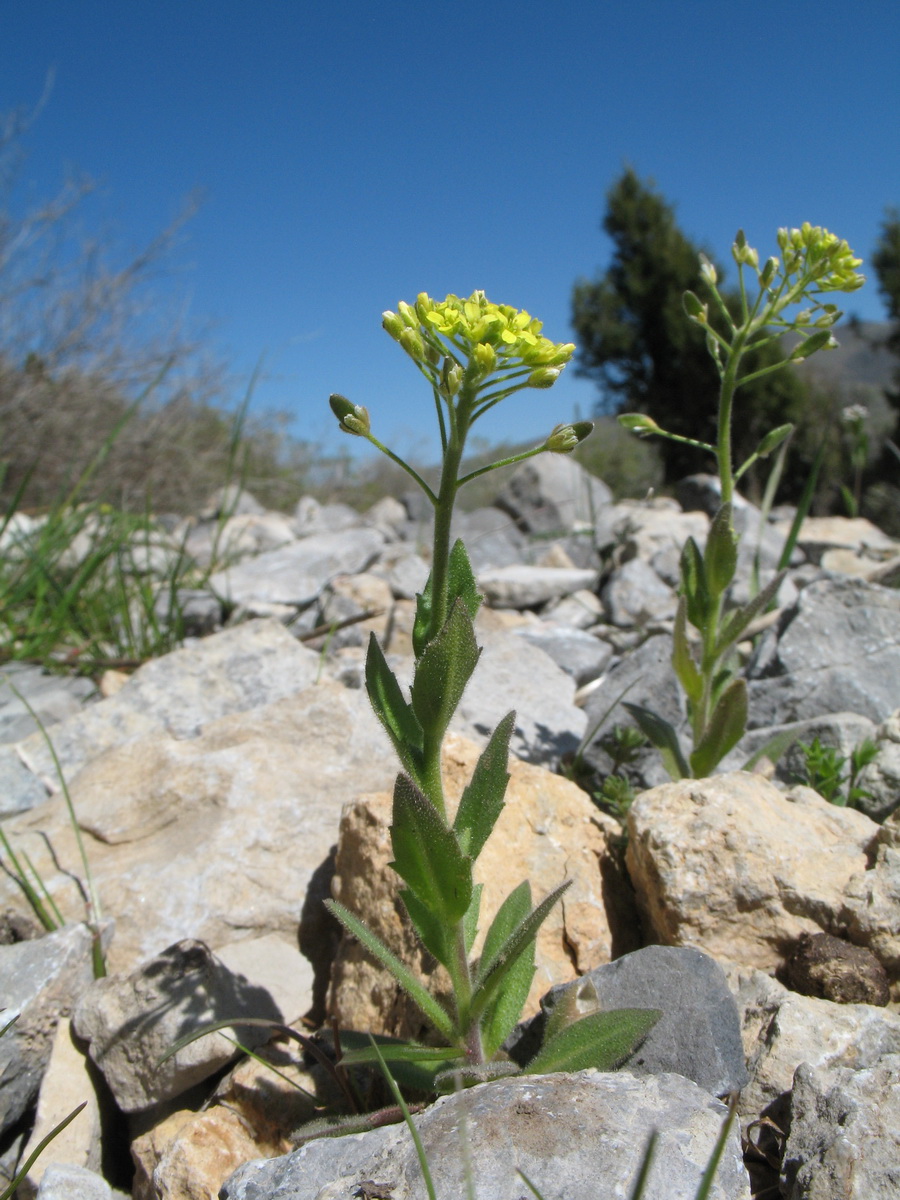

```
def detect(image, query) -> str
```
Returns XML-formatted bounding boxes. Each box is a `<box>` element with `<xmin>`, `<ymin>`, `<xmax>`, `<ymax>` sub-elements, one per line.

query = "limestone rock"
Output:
<box><xmin>327</xmin><ymin>733</ymin><xmax>635</xmax><ymax>1040</ymax></box>
<box><xmin>17</xmin><ymin>1018</ymin><xmax>103</xmax><ymax>1199</ymax></box>
<box><xmin>3</xmin><ymin>620</ymin><xmax>323</xmax><ymax>799</ymax></box>
<box><xmin>221</xmin><ymin>1069</ymin><xmax>750</xmax><ymax>1200</ymax></box>
<box><xmin>726</xmin><ymin>965</ymin><xmax>900</xmax><ymax>1124</ymax></box>
<box><xmin>625</xmin><ymin>773</ymin><xmax>878</xmax><ymax>972</ymax></box>
<box><xmin>0</xmin><ymin>682</ymin><xmax>396</xmax><ymax>974</ymax></box>
<box><xmin>477</xmin><ymin>564</ymin><xmax>598</xmax><ymax>609</ymax></box>
<box><xmin>0</xmin><ymin>924</ymin><xmax>98</xmax><ymax>1134</ymax></box>
<box><xmin>601</xmin><ymin>557</ymin><xmax>677</xmax><ymax>627</ymax></box>
<box><xmin>781</xmin><ymin>1056</ymin><xmax>900</xmax><ymax>1199</ymax></box>
<box><xmin>72</xmin><ymin>940</ymin><xmax>280</xmax><ymax>1113</ymax></box>
<box><xmin>494</xmin><ymin>455</ymin><xmax>613</xmax><ymax>535</ymax></box>
<box><xmin>841</xmin><ymin>843</ymin><xmax>900</xmax><ymax>987</ymax></box>
<box><xmin>856</xmin><ymin>707</ymin><xmax>900</xmax><ymax>822</ymax></box>
<box><xmin>208</xmin><ymin>527</ymin><xmax>384</xmax><ymax>607</ymax></box>
<box><xmin>34</xmin><ymin>1164</ymin><xmax>126</xmax><ymax>1199</ymax></box>
<box><xmin>525</xmin><ymin>945</ymin><xmax>748</xmax><ymax>1097</ymax></box>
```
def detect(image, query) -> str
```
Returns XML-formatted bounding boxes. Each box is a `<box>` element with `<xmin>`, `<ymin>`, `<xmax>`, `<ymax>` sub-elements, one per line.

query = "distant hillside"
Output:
<box><xmin>794</xmin><ymin>320</ymin><xmax>895</xmax><ymax>392</ymax></box>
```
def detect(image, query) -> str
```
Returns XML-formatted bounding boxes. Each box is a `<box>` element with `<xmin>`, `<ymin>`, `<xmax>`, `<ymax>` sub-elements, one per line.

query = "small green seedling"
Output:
<box><xmin>795</xmin><ymin>735</ymin><xmax>878</xmax><ymax>809</ymax></box>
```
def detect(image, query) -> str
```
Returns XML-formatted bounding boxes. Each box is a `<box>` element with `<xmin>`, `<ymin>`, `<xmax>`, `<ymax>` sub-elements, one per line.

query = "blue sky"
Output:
<box><xmin>2</xmin><ymin>1</ymin><xmax>899</xmax><ymax>464</ymax></box>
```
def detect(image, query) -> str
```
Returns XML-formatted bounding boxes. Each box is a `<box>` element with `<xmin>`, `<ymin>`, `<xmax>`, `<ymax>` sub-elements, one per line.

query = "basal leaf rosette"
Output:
<box><xmin>383</xmin><ymin>290</ymin><xmax>575</xmax><ymax>419</ymax></box>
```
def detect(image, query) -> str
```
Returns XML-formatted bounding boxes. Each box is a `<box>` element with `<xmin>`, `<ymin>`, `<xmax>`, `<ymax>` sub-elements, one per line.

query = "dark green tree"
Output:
<box><xmin>872</xmin><ymin>206</ymin><xmax>900</xmax><ymax>408</ymax></box>
<box><xmin>572</xmin><ymin>169</ymin><xmax>809</xmax><ymax>489</ymax></box>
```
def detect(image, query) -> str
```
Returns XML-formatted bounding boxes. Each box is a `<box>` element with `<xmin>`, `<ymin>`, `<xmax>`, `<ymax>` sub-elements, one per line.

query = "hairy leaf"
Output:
<box><xmin>324</xmin><ymin>900</ymin><xmax>455</xmax><ymax>1040</ymax></box>
<box><xmin>714</xmin><ymin>569</ymin><xmax>784</xmax><ymax>657</ymax></box>
<box><xmin>470</xmin><ymin>882</ymin><xmax>569</xmax><ymax>1022</ymax></box>
<box><xmin>524</xmin><ymin>1007</ymin><xmax>661</xmax><ymax>1075</ymax></box>
<box><xmin>365</xmin><ymin>633</ymin><xmax>424</xmax><ymax>782</ymax></box>
<box><xmin>671</xmin><ymin>597</ymin><xmax>703</xmax><ymax>706</ymax></box>
<box><xmin>703</xmin><ymin>503</ymin><xmax>738</xmax><ymax>598</ymax></box>
<box><xmin>391</xmin><ymin>774</ymin><xmax>473</xmax><ymax>923</ymax></box>
<box><xmin>453</xmin><ymin>710</ymin><xmax>515</xmax><ymax>858</ymax></box>
<box><xmin>622</xmin><ymin>702</ymin><xmax>689</xmax><ymax>780</ymax></box>
<box><xmin>410</xmin><ymin>599</ymin><xmax>481</xmax><ymax>746</ymax></box>
<box><xmin>476</xmin><ymin>881</ymin><xmax>535</xmax><ymax>1058</ymax></box>
<box><xmin>690</xmin><ymin>678</ymin><xmax>748</xmax><ymax>778</ymax></box>
<box><xmin>680</xmin><ymin>536</ymin><xmax>711</xmax><ymax>629</ymax></box>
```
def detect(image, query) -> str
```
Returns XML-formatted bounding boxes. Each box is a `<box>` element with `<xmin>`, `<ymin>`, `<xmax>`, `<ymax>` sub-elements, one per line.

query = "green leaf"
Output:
<box><xmin>400</xmin><ymin>888</ymin><xmax>455</xmax><ymax>973</ymax></box>
<box><xmin>541</xmin><ymin>977</ymin><xmax>601</xmax><ymax>1046</ymax></box>
<box><xmin>622</xmin><ymin>702</ymin><xmax>689</xmax><ymax>781</ymax></box>
<box><xmin>324</xmin><ymin>900</ymin><xmax>456</xmax><ymax>1041</ymax></box>
<box><xmin>410</xmin><ymin>598</ymin><xmax>481</xmax><ymax>745</ymax></box>
<box><xmin>470</xmin><ymin>882</ymin><xmax>569</xmax><ymax>1023</ymax></box>
<box><xmin>339</xmin><ymin>1041</ymin><xmax>461</xmax><ymax>1067</ymax></box>
<box><xmin>671</xmin><ymin>597</ymin><xmax>703</xmax><ymax>706</ymax></box>
<box><xmin>703</xmin><ymin>504</ymin><xmax>738</xmax><ymax>598</ymax></box>
<box><xmin>477</xmin><ymin>882</ymin><xmax>535</xmax><ymax>1059</ymax></box>
<box><xmin>714</xmin><ymin>570</ymin><xmax>784</xmax><ymax>657</ymax></box>
<box><xmin>524</xmin><ymin>1007</ymin><xmax>661</xmax><ymax>1075</ymax></box>
<box><xmin>690</xmin><ymin>678</ymin><xmax>748</xmax><ymax>778</ymax></box>
<box><xmin>391</xmin><ymin>774</ymin><xmax>473</xmax><ymax>924</ymax></box>
<box><xmin>413</xmin><ymin>576</ymin><xmax>433</xmax><ymax>660</ymax></box>
<box><xmin>680</xmin><ymin>537</ymin><xmax>711</xmax><ymax>629</ymax></box>
<box><xmin>412</xmin><ymin>540</ymin><xmax>482</xmax><ymax>660</ymax></box>
<box><xmin>464</xmin><ymin>883</ymin><xmax>482</xmax><ymax>955</ymax></box>
<box><xmin>453</xmin><ymin>710</ymin><xmax>515</xmax><ymax>858</ymax></box>
<box><xmin>447</xmin><ymin>539</ymin><xmax>482</xmax><ymax>622</ymax></box>
<box><xmin>365</xmin><ymin>634</ymin><xmax>424</xmax><ymax>782</ymax></box>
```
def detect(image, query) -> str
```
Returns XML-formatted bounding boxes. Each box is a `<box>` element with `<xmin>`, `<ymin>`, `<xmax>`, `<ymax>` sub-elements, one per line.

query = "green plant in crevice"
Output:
<box><xmin>325</xmin><ymin>290</ymin><xmax>660</xmax><ymax>1089</ymax></box>
<box><xmin>619</xmin><ymin>224</ymin><xmax>865</xmax><ymax>779</ymax></box>
<box><xmin>794</xmin><ymin>735</ymin><xmax>878</xmax><ymax>809</ymax></box>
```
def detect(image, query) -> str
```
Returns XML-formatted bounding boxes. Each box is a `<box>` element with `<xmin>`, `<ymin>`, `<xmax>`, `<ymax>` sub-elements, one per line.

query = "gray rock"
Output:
<box><xmin>747</xmin><ymin>578</ymin><xmax>900</xmax><ymax>728</ymax></box>
<box><xmin>0</xmin><ymin>665</ymin><xmax>96</xmax><ymax>746</ymax></box>
<box><xmin>720</xmin><ymin>711</ymin><xmax>878</xmax><ymax>783</ymax></box>
<box><xmin>293</xmin><ymin>497</ymin><xmax>362</xmax><ymax>538</ymax></box>
<box><xmin>857</xmin><ymin>708</ymin><xmax>900</xmax><ymax>822</ymax></box>
<box><xmin>601</xmin><ymin>558</ymin><xmax>677</xmax><ymax>627</ymax></box>
<box><xmin>542</xmin><ymin>588</ymin><xmax>603</xmax><ymax>628</ymax></box>
<box><xmin>781</xmin><ymin>1056</ymin><xmax>900</xmax><ymax>1199</ymax></box>
<box><xmin>453</xmin><ymin>507</ymin><xmax>529</xmax><ymax>571</ymax></box>
<box><xmin>580</xmin><ymin>633</ymin><xmax>683</xmax><ymax>789</ymax></box>
<box><xmin>0</xmin><ymin>924</ymin><xmax>98</xmax><ymax>1135</ymax></box>
<box><xmin>220</xmin><ymin>1069</ymin><xmax>750</xmax><ymax>1200</ymax></box>
<box><xmin>5</xmin><ymin>620</ymin><xmax>322</xmax><ymax>794</ymax></box>
<box><xmin>478</xmin><ymin>564</ymin><xmax>598</xmax><ymax>609</ymax></box>
<box><xmin>198</xmin><ymin>485</ymin><xmax>266</xmax><ymax>521</ymax></box>
<box><xmin>512</xmin><ymin>623</ymin><xmax>613</xmax><ymax>686</ymax></box>
<box><xmin>0</xmin><ymin>682</ymin><xmax>396</xmax><ymax>975</ymax></box>
<box><xmin>35</xmin><ymin>1164</ymin><xmax>127</xmax><ymax>1200</ymax></box>
<box><xmin>72</xmin><ymin>939</ymin><xmax>281</xmax><ymax>1113</ymax></box>
<box><xmin>209</xmin><ymin>527</ymin><xmax>384</xmax><ymax>607</ymax></box>
<box><xmin>449</xmin><ymin>627</ymin><xmax>586</xmax><ymax>768</ymax></box>
<box><xmin>494</xmin><ymin>455</ymin><xmax>613</xmax><ymax>536</ymax></box>
<box><xmin>533</xmin><ymin>946</ymin><xmax>748</xmax><ymax>1097</ymax></box>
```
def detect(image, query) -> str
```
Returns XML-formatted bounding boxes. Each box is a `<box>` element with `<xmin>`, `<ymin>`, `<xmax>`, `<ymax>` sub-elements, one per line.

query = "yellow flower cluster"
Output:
<box><xmin>777</xmin><ymin>223</ymin><xmax>865</xmax><ymax>293</ymax></box>
<box><xmin>383</xmin><ymin>290</ymin><xmax>575</xmax><ymax>380</ymax></box>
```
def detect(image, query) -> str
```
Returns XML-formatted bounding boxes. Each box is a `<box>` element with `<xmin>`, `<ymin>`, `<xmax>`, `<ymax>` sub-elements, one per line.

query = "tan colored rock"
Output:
<box><xmin>774</xmin><ymin>514</ymin><xmax>898</xmax><ymax>564</ymax></box>
<box><xmin>328</xmin><ymin>732</ymin><xmax>636</xmax><ymax>1040</ymax></box>
<box><xmin>131</xmin><ymin>1048</ymin><xmax>318</xmax><ymax>1200</ymax></box>
<box><xmin>841</xmin><ymin>844</ymin><xmax>900</xmax><ymax>990</ymax></box>
<box><xmin>18</xmin><ymin>1019</ymin><xmax>102</xmax><ymax>1198</ymax></box>
<box><xmin>0</xmin><ymin>682</ymin><xmax>396</xmax><ymax>974</ymax></box>
<box><xmin>626</xmin><ymin>773</ymin><xmax>878</xmax><ymax>972</ymax></box>
<box><xmin>725</xmin><ymin>964</ymin><xmax>900</xmax><ymax>1123</ymax></box>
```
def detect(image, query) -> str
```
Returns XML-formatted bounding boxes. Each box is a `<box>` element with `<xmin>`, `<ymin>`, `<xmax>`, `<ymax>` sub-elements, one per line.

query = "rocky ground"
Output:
<box><xmin>1</xmin><ymin>455</ymin><xmax>899</xmax><ymax>1199</ymax></box>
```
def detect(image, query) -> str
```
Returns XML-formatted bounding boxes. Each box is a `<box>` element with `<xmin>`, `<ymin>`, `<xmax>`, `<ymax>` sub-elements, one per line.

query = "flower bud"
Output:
<box><xmin>397</xmin><ymin>300</ymin><xmax>419</xmax><ymax>328</ymax></box>
<box><xmin>618</xmin><ymin>413</ymin><xmax>661</xmax><ymax>436</ymax></box>
<box><xmin>683</xmin><ymin>290</ymin><xmax>708</xmax><ymax>323</ymax></box>
<box><xmin>789</xmin><ymin>329</ymin><xmax>834</xmax><ymax>361</ymax></box>
<box><xmin>382</xmin><ymin>311</ymin><xmax>404</xmax><ymax>341</ymax></box>
<box><xmin>699</xmin><ymin>255</ymin><xmax>717</xmax><ymax>287</ymax></box>
<box><xmin>755</xmin><ymin>423</ymin><xmax>794</xmax><ymax>459</ymax></box>
<box><xmin>545</xmin><ymin>421</ymin><xmax>593</xmax><ymax>453</ymax></box>
<box><xmin>399</xmin><ymin>328</ymin><xmax>426</xmax><ymax>362</ymax></box>
<box><xmin>527</xmin><ymin>366</ymin><xmax>561</xmax><ymax>389</ymax></box>
<box><xmin>472</xmin><ymin>341</ymin><xmax>496</xmax><ymax>377</ymax></box>
<box><xmin>759</xmin><ymin>257</ymin><xmax>779</xmax><ymax>288</ymax></box>
<box><xmin>441</xmin><ymin>358</ymin><xmax>463</xmax><ymax>398</ymax></box>
<box><xmin>329</xmin><ymin>393</ymin><xmax>371</xmax><ymax>436</ymax></box>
